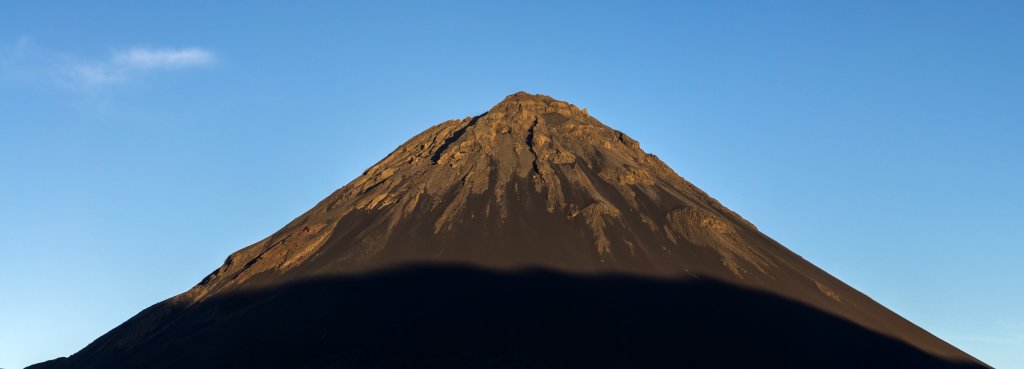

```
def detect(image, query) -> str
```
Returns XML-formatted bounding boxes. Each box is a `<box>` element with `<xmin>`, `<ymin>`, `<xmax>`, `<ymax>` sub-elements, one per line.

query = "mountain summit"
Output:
<box><xmin>30</xmin><ymin>92</ymin><xmax>987</xmax><ymax>369</ymax></box>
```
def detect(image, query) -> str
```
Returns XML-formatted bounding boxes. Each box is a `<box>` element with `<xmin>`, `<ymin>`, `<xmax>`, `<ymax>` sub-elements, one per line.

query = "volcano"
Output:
<box><xmin>30</xmin><ymin>92</ymin><xmax>986</xmax><ymax>369</ymax></box>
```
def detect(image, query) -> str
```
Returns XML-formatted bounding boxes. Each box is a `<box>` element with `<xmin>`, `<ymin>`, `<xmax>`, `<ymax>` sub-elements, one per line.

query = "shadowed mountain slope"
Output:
<box><xmin>29</xmin><ymin>267</ymin><xmax>984</xmax><ymax>369</ymax></box>
<box><xmin>29</xmin><ymin>92</ymin><xmax>987</xmax><ymax>368</ymax></box>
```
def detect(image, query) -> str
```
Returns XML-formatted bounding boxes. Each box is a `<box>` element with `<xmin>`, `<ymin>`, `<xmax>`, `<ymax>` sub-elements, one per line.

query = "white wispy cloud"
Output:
<box><xmin>2</xmin><ymin>37</ymin><xmax>215</xmax><ymax>91</ymax></box>
<box><xmin>112</xmin><ymin>48</ymin><xmax>214</xmax><ymax>69</ymax></box>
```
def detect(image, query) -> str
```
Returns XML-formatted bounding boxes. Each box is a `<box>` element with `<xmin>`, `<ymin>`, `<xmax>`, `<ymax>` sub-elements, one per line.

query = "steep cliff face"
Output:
<box><xmin>31</xmin><ymin>92</ymin><xmax>986</xmax><ymax>369</ymax></box>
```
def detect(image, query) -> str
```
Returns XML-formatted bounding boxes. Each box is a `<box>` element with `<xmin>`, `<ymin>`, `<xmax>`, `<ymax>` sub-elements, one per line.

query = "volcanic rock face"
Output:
<box><xmin>193</xmin><ymin>92</ymin><xmax>773</xmax><ymax>291</ymax></box>
<box><xmin>30</xmin><ymin>92</ymin><xmax>987</xmax><ymax>369</ymax></box>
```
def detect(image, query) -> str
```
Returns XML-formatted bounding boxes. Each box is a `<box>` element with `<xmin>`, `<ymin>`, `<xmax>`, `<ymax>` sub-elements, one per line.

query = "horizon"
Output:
<box><xmin>2</xmin><ymin>2</ymin><xmax>1022</xmax><ymax>368</ymax></box>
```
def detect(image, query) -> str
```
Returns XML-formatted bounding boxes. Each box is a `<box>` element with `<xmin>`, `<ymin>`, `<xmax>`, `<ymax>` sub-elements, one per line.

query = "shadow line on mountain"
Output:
<box><xmin>32</xmin><ymin>265</ymin><xmax>986</xmax><ymax>369</ymax></box>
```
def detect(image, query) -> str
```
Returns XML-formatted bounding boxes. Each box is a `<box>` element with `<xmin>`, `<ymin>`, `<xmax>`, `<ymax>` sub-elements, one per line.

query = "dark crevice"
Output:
<box><xmin>357</xmin><ymin>179</ymin><xmax>386</xmax><ymax>195</ymax></box>
<box><xmin>431</xmin><ymin>113</ymin><xmax>484</xmax><ymax>164</ymax></box>
<box><xmin>526</xmin><ymin>117</ymin><xmax>541</xmax><ymax>178</ymax></box>
<box><xmin>241</xmin><ymin>256</ymin><xmax>263</xmax><ymax>271</ymax></box>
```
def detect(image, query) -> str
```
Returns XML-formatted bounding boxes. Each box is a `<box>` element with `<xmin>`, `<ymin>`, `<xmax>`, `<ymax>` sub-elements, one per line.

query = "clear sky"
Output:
<box><xmin>1</xmin><ymin>1</ymin><xmax>1021</xmax><ymax>368</ymax></box>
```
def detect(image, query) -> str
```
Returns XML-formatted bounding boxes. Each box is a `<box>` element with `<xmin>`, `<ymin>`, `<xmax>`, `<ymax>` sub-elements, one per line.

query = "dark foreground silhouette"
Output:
<box><xmin>30</xmin><ymin>266</ymin><xmax>985</xmax><ymax>369</ymax></box>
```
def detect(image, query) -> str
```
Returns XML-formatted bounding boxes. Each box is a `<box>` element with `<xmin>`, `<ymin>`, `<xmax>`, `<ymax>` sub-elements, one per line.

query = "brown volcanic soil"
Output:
<box><xmin>30</xmin><ymin>92</ymin><xmax>987</xmax><ymax>369</ymax></box>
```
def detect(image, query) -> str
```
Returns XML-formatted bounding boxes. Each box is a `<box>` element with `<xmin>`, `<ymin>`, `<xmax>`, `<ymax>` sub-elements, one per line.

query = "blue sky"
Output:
<box><xmin>1</xmin><ymin>1</ymin><xmax>1021</xmax><ymax>368</ymax></box>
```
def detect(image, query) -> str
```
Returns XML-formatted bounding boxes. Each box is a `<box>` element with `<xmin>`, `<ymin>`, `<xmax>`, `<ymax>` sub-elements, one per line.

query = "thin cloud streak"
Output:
<box><xmin>113</xmin><ymin>48</ymin><xmax>214</xmax><ymax>69</ymax></box>
<box><xmin>2</xmin><ymin>38</ymin><xmax>215</xmax><ymax>91</ymax></box>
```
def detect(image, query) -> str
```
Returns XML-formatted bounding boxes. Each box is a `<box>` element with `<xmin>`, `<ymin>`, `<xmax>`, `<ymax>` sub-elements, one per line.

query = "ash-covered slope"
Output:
<box><xmin>30</xmin><ymin>92</ymin><xmax>986</xmax><ymax>369</ymax></box>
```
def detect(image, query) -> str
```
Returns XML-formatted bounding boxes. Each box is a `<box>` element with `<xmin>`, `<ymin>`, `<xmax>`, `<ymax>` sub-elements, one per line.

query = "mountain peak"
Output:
<box><xmin>497</xmin><ymin>90</ymin><xmax>551</xmax><ymax>104</ymax></box>
<box><xmin>185</xmin><ymin>92</ymin><xmax>756</xmax><ymax>296</ymax></box>
<box><xmin>490</xmin><ymin>91</ymin><xmax>589</xmax><ymax>119</ymax></box>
